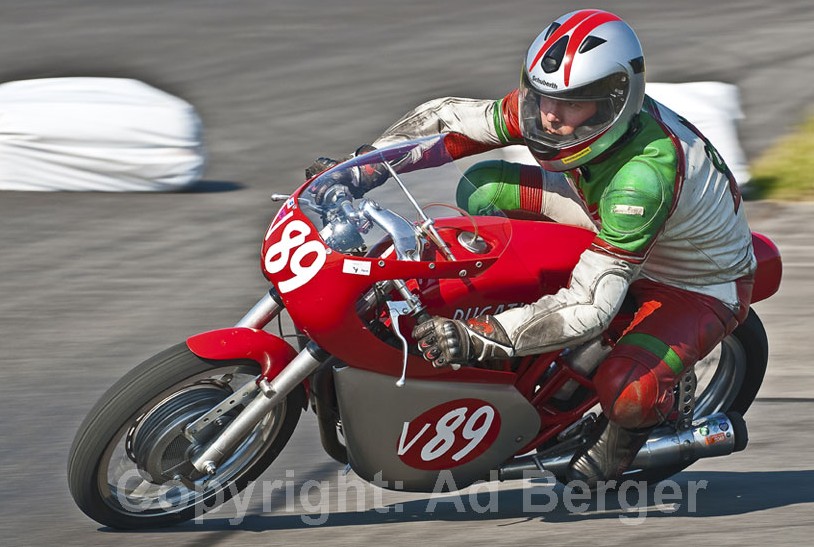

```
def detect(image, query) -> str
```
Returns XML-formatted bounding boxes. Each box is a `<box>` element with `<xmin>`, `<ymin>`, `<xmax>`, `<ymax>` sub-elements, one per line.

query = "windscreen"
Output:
<box><xmin>298</xmin><ymin>135</ymin><xmax>508</xmax><ymax>257</ymax></box>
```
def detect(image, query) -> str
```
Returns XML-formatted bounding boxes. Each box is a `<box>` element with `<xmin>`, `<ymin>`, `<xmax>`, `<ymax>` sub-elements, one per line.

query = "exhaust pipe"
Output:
<box><xmin>499</xmin><ymin>411</ymin><xmax>747</xmax><ymax>482</ymax></box>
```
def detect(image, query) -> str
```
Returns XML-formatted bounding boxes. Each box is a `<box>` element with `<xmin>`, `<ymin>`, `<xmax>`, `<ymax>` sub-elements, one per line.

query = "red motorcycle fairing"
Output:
<box><xmin>263</xmin><ymin>193</ymin><xmax>597</xmax><ymax>384</ymax></box>
<box><xmin>186</xmin><ymin>328</ymin><xmax>301</xmax><ymax>387</ymax></box>
<box><xmin>262</xmin><ymin>194</ymin><xmax>515</xmax><ymax>385</ymax></box>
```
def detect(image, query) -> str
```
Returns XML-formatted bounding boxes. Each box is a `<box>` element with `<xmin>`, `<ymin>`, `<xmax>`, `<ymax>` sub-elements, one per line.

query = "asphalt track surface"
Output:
<box><xmin>2</xmin><ymin>1</ymin><xmax>814</xmax><ymax>545</ymax></box>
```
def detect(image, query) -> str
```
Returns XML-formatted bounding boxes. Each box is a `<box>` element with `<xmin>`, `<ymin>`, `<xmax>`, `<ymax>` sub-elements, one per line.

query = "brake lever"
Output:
<box><xmin>386</xmin><ymin>301</ymin><xmax>413</xmax><ymax>387</ymax></box>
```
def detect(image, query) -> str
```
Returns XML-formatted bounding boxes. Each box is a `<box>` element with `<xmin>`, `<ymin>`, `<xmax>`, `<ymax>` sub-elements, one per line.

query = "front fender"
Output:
<box><xmin>186</xmin><ymin>328</ymin><xmax>303</xmax><ymax>390</ymax></box>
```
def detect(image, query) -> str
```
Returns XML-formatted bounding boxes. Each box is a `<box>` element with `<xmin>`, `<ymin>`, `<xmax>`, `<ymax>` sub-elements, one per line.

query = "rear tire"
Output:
<box><xmin>628</xmin><ymin>308</ymin><xmax>768</xmax><ymax>484</ymax></box>
<box><xmin>68</xmin><ymin>343</ymin><xmax>304</xmax><ymax>529</ymax></box>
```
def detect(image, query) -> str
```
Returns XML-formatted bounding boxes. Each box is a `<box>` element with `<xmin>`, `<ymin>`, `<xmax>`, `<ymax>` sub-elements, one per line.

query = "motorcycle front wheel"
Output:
<box><xmin>67</xmin><ymin>343</ymin><xmax>304</xmax><ymax>529</ymax></box>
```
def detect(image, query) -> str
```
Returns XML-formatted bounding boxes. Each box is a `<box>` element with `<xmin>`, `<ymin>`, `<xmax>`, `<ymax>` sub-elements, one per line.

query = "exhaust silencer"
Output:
<box><xmin>499</xmin><ymin>411</ymin><xmax>747</xmax><ymax>482</ymax></box>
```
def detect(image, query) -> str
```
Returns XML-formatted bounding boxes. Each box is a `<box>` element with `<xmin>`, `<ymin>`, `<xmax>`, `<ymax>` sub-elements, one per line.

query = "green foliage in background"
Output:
<box><xmin>748</xmin><ymin>114</ymin><xmax>814</xmax><ymax>201</ymax></box>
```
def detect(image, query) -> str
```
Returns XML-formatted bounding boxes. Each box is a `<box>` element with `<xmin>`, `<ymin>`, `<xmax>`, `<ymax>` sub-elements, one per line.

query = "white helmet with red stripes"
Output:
<box><xmin>519</xmin><ymin>9</ymin><xmax>645</xmax><ymax>171</ymax></box>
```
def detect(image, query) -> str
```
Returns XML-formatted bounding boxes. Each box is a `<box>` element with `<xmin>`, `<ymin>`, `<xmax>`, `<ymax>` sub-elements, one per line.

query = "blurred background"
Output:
<box><xmin>1</xmin><ymin>1</ymin><xmax>813</xmax><ymax>545</ymax></box>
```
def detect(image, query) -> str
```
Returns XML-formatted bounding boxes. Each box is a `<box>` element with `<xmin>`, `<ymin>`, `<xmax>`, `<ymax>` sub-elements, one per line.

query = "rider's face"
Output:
<box><xmin>538</xmin><ymin>97</ymin><xmax>598</xmax><ymax>136</ymax></box>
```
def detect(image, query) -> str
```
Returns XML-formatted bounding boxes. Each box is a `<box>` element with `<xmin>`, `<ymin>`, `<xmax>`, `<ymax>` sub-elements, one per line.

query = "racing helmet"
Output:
<box><xmin>519</xmin><ymin>9</ymin><xmax>645</xmax><ymax>171</ymax></box>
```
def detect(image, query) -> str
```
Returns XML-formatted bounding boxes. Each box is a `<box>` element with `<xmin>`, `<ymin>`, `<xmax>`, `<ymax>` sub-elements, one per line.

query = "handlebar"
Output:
<box><xmin>358</xmin><ymin>199</ymin><xmax>422</xmax><ymax>261</ymax></box>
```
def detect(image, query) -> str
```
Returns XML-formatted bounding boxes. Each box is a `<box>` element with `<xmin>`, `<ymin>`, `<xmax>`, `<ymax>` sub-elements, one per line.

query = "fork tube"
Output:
<box><xmin>235</xmin><ymin>288</ymin><xmax>283</xmax><ymax>329</ymax></box>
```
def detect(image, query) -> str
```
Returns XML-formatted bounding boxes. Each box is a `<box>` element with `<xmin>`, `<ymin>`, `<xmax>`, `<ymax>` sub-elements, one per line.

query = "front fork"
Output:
<box><xmin>190</xmin><ymin>277</ymin><xmax>423</xmax><ymax>475</ymax></box>
<box><xmin>189</xmin><ymin>288</ymin><xmax>327</xmax><ymax>475</ymax></box>
<box><xmin>234</xmin><ymin>289</ymin><xmax>283</xmax><ymax>329</ymax></box>
<box><xmin>191</xmin><ymin>344</ymin><xmax>325</xmax><ymax>475</ymax></box>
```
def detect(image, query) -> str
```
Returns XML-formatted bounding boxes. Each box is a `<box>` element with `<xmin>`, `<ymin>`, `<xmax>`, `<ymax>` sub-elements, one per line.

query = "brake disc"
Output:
<box><xmin>130</xmin><ymin>385</ymin><xmax>234</xmax><ymax>484</ymax></box>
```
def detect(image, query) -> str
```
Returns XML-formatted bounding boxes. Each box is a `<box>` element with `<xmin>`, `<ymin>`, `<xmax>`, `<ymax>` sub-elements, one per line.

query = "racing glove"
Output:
<box><xmin>412</xmin><ymin>315</ymin><xmax>516</xmax><ymax>369</ymax></box>
<box><xmin>306</xmin><ymin>144</ymin><xmax>389</xmax><ymax>203</ymax></box>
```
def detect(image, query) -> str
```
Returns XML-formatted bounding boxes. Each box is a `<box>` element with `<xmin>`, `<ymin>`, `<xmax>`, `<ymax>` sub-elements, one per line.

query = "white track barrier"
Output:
<box><xmin>0</xmin><ymin>78</ymin><xmax>205</xmax><ymax>191</ymax></box>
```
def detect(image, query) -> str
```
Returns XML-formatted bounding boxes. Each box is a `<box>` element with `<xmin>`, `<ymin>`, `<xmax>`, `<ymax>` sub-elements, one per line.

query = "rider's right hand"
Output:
<box><xmin>306</xmin><ymin>145</ymin><xmax>389</xmax><ymax>204</ymax></box>
<box><xmin>412</xmin><ymin>315</ymin><xmax>516</xmax><ymax>369</ymax></box>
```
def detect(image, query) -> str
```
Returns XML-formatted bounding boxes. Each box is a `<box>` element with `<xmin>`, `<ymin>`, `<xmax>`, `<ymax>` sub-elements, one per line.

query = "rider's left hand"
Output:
<box><xmin>412</xmin><ymin>315</ymin><xmax>515</xmax><ymax>369</ymax></box>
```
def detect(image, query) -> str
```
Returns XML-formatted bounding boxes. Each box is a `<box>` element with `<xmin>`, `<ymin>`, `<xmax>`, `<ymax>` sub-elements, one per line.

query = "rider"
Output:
<box><xmin>307</xmin><ymin>9</ymin><xmax>756</xmax><ymax>488</ymax></box>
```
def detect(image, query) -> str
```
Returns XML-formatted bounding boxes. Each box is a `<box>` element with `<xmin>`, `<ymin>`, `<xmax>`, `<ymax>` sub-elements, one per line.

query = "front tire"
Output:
<box><xmin>68</xmin><ymin>343</ymin><xmax>304</xmax><ymax>529</ymax></box>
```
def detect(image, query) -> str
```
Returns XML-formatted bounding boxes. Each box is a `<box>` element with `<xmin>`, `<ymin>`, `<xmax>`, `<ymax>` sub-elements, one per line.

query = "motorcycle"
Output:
<box><xmin>68</xmin><ymin>134</ymin><xmax>782</xmax><ymax>528</ymax></box>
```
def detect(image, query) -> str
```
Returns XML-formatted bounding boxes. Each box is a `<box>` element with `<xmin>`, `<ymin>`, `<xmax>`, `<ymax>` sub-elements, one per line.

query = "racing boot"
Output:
<box><xmin>566</xmin><ymin>416</ymin><xmax>653</xmax><ymax>490</ymax></box>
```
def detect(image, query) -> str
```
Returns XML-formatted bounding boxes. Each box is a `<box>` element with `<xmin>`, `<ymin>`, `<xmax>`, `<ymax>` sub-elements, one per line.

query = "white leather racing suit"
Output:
<box><xmin>373</xmin><ymin>91</ymin><xmax>756</xmax><ymax>356</ymax></box>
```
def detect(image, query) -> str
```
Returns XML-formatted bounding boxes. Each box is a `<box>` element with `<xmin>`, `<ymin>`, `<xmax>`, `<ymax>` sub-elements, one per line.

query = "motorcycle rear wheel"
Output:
<box><xmin>626</xmin><ymin>307</ymin><xmax>768</xmax><ymax>484</ymax></box>
<box><xmin>67</xmin><ymin>343</ymin><xmax>304</xmax><ymax>529</ymax></box>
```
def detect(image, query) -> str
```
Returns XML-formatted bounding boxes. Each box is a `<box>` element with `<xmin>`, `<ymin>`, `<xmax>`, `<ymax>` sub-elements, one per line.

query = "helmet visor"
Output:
<box><xmin>519</xmin><ymin>70</ymin><xmax>631</xmax><ymax>157</ymax></box>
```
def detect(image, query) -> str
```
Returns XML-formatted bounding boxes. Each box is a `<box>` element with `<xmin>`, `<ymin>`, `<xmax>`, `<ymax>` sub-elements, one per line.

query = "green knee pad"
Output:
<box><xmin>456</xmin><ymin>160</ymin><xmax>524</xmax><ymax>215</ymax></box>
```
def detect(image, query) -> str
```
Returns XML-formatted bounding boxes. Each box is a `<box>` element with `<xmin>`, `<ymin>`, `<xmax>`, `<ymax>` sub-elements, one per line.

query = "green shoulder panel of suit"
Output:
<box><xmin>582</xmin><ymin>109</ymin><xmax>680</xmax><ymax>255</ymax></box>
<box><xmin>456</xmin><ymin>101</ymin><xmax>681</xmax><ymax>256</ymax></box>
